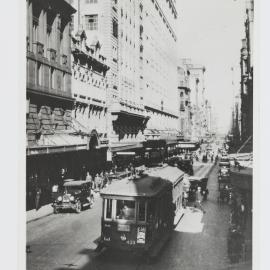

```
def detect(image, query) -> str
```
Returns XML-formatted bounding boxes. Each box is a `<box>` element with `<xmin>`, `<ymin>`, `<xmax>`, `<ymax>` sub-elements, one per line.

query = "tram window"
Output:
<box><xmin>105</xmin><ymin>199</ymin><xmax>112</xmax><ymax>219</ymax></box>
<box><xmin>138</xmin><ymin>201</ymin><xmax>146</xmax><ymax>221</ymax></box>
<box><xmin>147</xmin><ymin>201</ymin><xmax>154</xmax><ymax>221</ymax></box>
<box><xmin>116</xmin><ymin>200</ymin><xmax>135</xmax><ymax>220</ymax></box>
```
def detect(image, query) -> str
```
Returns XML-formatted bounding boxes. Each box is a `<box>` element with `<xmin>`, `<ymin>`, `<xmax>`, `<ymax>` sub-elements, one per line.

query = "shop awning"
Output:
<box><xmin>26</xmin><ymin>132</ymin><xmax>87</xmax><ymax>156</ymax></box>
<box><xmin>110</xmin><ymin>142</ymin><xmax>143</xmax><ymax>152</ymax></box>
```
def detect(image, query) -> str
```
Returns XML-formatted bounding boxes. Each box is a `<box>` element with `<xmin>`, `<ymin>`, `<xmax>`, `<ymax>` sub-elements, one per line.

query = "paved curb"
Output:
<box><xmin>27</xmin><ymin>193</ymin><xmax>101</xmax><ymax>223</ymax></box>
<box><xmin>27</xmin><ymin>211</ymin><xmax>54</xmax><ymax>224</ymax></box>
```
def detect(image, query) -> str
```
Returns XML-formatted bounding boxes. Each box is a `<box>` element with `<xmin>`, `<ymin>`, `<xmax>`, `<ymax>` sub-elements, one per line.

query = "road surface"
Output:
<box><xmin>27</xmin><ymin>164</ymin><xmax>251</xmax><ymax>270</ymax></box>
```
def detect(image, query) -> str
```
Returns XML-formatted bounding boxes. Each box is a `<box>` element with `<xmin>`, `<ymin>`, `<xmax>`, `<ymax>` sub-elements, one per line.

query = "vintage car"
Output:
<box><xmin>52</xmin><ymin>179</ymin><xmax>93</xmax><ymax>214</ymax></box>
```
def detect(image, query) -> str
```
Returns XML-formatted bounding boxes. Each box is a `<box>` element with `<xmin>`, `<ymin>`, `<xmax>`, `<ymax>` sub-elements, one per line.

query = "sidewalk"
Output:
<box><xmin>27</xmin><ymin>204</ymin><xmax>54</xmax><ymax>223</ymax></box>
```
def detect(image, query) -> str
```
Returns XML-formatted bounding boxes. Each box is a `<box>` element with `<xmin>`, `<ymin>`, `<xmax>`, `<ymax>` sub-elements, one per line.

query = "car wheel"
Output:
<box><xmin>75</xmin><ymin>201</ymin><xmax>82</xmax><ymax>213</ymax></box>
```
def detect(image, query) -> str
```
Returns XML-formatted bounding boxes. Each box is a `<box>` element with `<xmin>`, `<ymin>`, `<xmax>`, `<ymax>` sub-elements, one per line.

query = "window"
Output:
<box><xmin>85</xmin><ymin>15</ymin><xmax>98</xmax><ymax>30</ymax></box>
<box><xmin>70</xmin><ymin>15</ymin><xmax>74</xmax><ymax>31</ymax></box>
<box><xmin>138</xmin><ymin>201</ymin><xmax>146</xmax><ymax>221</ymax></box>
<box><xmin>105</xmin><ymin>199</ymin><xmax>113</xmax><ymax>219</ymax></box>
<box><xmin>116</xmin><ymin>200</ymin><xmax>135</xmax><ymax>220</ymax></box>
<box><xmin>37</xmin><ymin>62</ymin><xmax>42</xmax><ymax>86</ymax></box>
<box><xmin>50</xmin><ymin>67</ymin><xmax>54</xmax><ymax>89</ymax></box>
<box><xmin>112</xmin><ymin>19</ymin><xmax>118</xmax><ymax>38</ymax></box>
<box><xmin>147</xmin><ymin>200</ymin><xmax>154</xmax><ymax>221</ymax></box>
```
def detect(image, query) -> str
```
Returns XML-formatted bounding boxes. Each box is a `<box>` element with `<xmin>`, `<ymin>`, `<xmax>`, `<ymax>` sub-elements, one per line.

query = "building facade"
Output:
<box><xmin>240</xmin><ymin>0</ymin><xmax>253</xmax><ymax>144</ymax></box>
<box><xmin>188</xmin><ymin>65</ymin><xmax>207</xmax><ymax>141</ymax></box>
<box><xmin>177</xmin><ymin>61</ymin><xmax>192</xmax><ymax>140</ymax></box>
<box><xmin>142</xmin><ymin>0</ymin><xmax>179</xmax><ymax>136</ymax></box>
<box><xmin>71</xmin><ymin>0</ymin><xmax>180</xmax><ymax>156</ymax></box>
<box><xmin>26</xmin><ymin>0</ymin><xmax>77</xmax><ymax>210</ymax></box>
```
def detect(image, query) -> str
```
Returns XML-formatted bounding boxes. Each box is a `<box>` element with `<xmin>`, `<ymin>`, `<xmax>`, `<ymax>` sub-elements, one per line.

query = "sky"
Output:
<box><xmin>176</xmin><ymin>0</ymin><xmax>247</xmax><ymax>134</ymax></box>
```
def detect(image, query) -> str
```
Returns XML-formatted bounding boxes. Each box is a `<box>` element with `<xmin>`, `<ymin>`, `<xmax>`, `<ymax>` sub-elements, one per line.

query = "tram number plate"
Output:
<box><xmin>127</xmin><ymin>240</ymin><xmax>136</xmax><ymax>245</ymax></box>
<box><xmin>117</xmin><ymin>224</ymin><xmax>130</xmax><ymax>232</ymax></box>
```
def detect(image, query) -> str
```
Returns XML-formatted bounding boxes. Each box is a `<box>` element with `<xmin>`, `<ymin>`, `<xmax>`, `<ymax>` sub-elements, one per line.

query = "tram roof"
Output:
<box><xmin>100</xmin><ymin>165</ymin><xmax>184</xmax><ymax>198</ymax></box>
<box><xmin>146</xmin><ymin>165</ymin><xmax>185</xmax><ymax>185</ymax></box>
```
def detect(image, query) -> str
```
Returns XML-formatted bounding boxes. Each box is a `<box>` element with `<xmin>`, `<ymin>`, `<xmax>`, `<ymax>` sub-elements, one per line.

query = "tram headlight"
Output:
<box><xmin>57</xmin><ymin>196</ymin><xmax>62</xmax><ymax>202</ymax></box>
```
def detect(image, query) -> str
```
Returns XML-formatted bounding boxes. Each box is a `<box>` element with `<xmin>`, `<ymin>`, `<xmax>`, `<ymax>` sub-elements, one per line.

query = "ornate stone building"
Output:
<box><xmin>26</xmin><ymin>0</ymin><xmax>77</xmax><ymax>209</ymax></box>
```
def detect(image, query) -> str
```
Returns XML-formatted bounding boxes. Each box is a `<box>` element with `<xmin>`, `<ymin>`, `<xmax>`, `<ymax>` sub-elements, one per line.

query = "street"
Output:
<box><xmin>27</xmin><ymin>164</ymin><xmax>251</xmax><ymax>270</ymax></box>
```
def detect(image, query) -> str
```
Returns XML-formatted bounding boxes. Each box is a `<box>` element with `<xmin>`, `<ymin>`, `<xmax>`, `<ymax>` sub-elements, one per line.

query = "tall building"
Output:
<box><xmin>177</xmin><ymin>59</ymin><xmax>192</xmax><ymax>140</ymax></box>
<box><xmin>70</xmin><ymin>24</ymin><xmax>110</xmax><ymax>174</ymax></box>
<box><xmin>240</xmin><ymin>0</ymin><xmax>253</xmax><ymax>144</ymax></box>
<box><xmin>188</xmin><ymin>64</ymin><xmax>207</xmax><ymax>141</ymax></box>
<box><xmin>72</xmin><ymin>0</ymin><xmax>180</xmax><ymax>156</ymax></box>
<box><xmin>142</xmin><ymin>0</ymin><xmax>179</xmax><ymax>136</ymax></box>
<box><xmin>26</xmin><ymin>0</ymin><xmax>76</xmax><ymax>210</ymax></box>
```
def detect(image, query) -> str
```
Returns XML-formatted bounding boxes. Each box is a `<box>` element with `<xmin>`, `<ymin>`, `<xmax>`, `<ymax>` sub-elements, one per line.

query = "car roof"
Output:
<box><xmin>63</xmin><ymin>180</ymin><xmax>91</xmax><ymax>187</ymax></box>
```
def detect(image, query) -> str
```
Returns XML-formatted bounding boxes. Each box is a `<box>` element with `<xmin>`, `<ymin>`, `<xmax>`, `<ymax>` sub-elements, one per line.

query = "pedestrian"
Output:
<box><xmin>194</xmin><ymin>187</ymin><xmax>206</xmax><ymax>213</ymax></box>
<box><xmin>183</xmin><ymin>192</ymin><xmax>188</xmax><ymax>208</ymax></box>
<box><xmin>86</xmin><ymin>171</ymin><xmax>92</xmax><ymax>181</ymax></box>
<box><xmin>35</xmin><ymin>186</ymin><xmax>42</xmax><ymax>211</ymax></box>
<box><xmin>93</xmin><ymin>173</ymin><xmax>99</xmax><ymax>191</ymax></box>
<box><xmin>103</xmin><ymin>171</ymin><xmax>109</xmax><ymax>187</ymax></box>
<box><xmin>100</xmin><ymin>172</ymin><xmax>104</xmax><ymax>189</ymax></box>
<box><xmin>202</xmin><ymin>188</ymin><xmax>209</xmax><ymax>201</ymax></box>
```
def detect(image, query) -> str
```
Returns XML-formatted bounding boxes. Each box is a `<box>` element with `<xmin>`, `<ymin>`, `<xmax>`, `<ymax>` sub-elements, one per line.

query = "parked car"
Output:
<box><xmin>52</xmin><ymin>179</ymin><xmax>94</xmax><ymax>214</ymax></box>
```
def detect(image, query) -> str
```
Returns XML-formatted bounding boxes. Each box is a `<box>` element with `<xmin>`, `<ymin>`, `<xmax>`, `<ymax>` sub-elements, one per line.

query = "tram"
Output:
<box><xmin>97</xmin><ymin>165</ymin><xmax>185</xmax><ymax>256</ymax></box>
